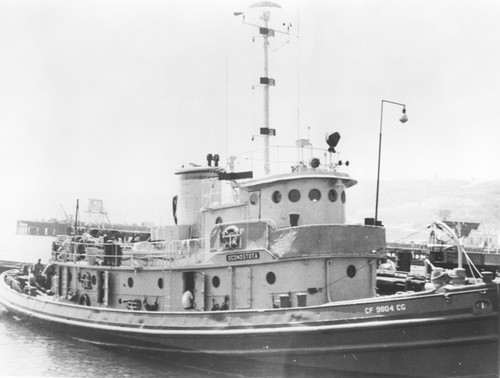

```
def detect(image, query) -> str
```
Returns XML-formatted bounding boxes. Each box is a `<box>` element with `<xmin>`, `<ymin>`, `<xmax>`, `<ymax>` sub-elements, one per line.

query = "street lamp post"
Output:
<box><xmin>374</xmin><ymin>100</ymin><xmax>408</xmax><ymax>225</ymax></box>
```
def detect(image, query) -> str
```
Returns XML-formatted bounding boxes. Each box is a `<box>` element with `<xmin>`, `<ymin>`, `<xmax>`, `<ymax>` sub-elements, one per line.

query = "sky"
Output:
<box><xmin>0</xmin><ymin>0</ymin><xmax>499</xmax><ymax>226</ymax></box>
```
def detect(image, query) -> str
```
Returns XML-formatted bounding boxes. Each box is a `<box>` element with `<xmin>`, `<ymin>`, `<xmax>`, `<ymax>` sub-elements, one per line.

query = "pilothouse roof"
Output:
<box><xmin>239</xmin><ymin>170</ymin><xmax>357</xmax><ymax>190</ymax></box>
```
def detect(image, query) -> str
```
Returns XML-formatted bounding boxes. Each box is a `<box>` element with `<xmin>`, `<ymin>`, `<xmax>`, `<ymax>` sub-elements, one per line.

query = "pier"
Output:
<box><xmin>386</xmin><ymin>241</ymin><xmax>500</xmax><ymax>274</ymax></box>
<box><xmin>16</xmin><ymin>220</ymin><xmax>70</xmax><ymax>236</ymax></box>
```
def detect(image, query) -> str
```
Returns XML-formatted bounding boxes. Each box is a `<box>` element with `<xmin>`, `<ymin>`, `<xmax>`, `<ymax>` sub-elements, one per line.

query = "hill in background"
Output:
<box><xmin>347</xmin><ymin>179</ymin><xmax>500</xmax><ymax>243</ymax></box>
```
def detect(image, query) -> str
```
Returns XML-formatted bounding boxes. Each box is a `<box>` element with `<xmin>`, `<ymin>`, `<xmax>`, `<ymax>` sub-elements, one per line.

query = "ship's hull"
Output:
<box><xmin>0</xmin><ymin>270</ymin><xmax>498</xmax><ymax>377</ymax></box>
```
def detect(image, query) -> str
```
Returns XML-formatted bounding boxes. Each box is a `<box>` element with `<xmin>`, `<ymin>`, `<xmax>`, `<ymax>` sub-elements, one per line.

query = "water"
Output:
<box><xmin>0</xmin><ymin>221</ymin><xmax>368</xmax><ymax>378</ymax></box>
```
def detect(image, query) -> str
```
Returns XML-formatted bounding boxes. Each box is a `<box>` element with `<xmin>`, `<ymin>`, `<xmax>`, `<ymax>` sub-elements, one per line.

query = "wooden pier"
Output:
<box><xmin>16</xmin><ymin>220</ymin><xmax>70</xmax><ymax>237</ymax></box>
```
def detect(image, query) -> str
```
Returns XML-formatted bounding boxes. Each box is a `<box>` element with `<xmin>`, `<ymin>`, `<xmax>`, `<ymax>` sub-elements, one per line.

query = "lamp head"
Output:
<box><xmin>325</xmin><ymin>132</ymin><xmax>341</xmax><ymax>153</ymax></box>
<box><xmin>400</xmin><ymin>107</ymin><xmax>408</xmax><ymax>123</ymax></box>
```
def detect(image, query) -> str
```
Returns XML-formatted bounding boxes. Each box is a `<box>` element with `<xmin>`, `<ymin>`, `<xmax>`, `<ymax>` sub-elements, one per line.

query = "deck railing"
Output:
<box><xmin>231</xmin><ymin>145</ymin><xmax>345</xmax><ymax>177</ymax></box>
<box><xmin>52</xmin><ymin>238</ymin><xmax>210</xmax><ymax>267</ymax></box>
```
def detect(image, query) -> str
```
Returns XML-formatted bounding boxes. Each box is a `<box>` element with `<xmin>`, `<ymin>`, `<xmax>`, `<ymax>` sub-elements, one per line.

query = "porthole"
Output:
<box><xmin>341</xmin><ymin>191</ymin><xmax>346</xmax><ymax>204</ymax></box>
<box><xmin>328</xmin><ymin>189</ymin><xmax>338</xmax><ymax>202</ymax></box>
<box><xmin>308</xmin><ymin>189</ymin><xmax>321</xmax><ymax>202</ymax></box>
<box><xmin>272</xmin><ymin>191</ymin><xmax>282</xmax><ymax>204</ymax></box>
<box><xmin>158</xmin><ymin>277</ymin><xmax>163</xmax><ymax>289</ymax></box>
<box><xmin>127</xmin><ymin>277</ymin><xmax>134</xmax><ymax>288</ymax></box>
<box><xmin>266</xmin><ymin>272</ymin><xmax>276</xmax><ymax>285</ymax></box>
<box><xmin>215</xmin><ymin>217</ymin><xmax>223</xmax><ymax>224</ymax></box>
<box><xmin>212</xmin><ymin>276</ymin><xmax>220</xmax><ymax>288</ymax></box>
<box><xmin>249</xmin><ymin>193</ymin><xmax>259</xmax><ymax>205</ymax></box>
<box><xmin>288</xmin><ymin>189</ymin><xmax>301</xmax><ymax>203</ymax></box>
<box><xmin>347</xmin><ymin>265</ymin><xmax>356</xmax><ymax>278</ymax></box>
<box><xmin>91</xmin><ymin>275</ymin><xmax>97</xmax><ymax>285</ymax></box>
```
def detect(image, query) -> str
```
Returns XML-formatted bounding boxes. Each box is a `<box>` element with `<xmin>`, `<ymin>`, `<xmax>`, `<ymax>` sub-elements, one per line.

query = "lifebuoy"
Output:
<box><xmin>221</xmin><ymin>226</ymin><xmax>240</xmax><ymax>249</ymax></box>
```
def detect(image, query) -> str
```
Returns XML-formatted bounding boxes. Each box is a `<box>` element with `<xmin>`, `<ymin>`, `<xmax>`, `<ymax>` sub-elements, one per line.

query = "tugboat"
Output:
<box><xmin>0</xmin><ymin>3</ymin><xmax>498</xmax><ymax>377</ymax></box>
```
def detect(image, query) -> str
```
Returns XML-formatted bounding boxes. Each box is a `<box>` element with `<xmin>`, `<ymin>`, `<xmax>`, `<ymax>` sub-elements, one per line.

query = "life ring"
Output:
<box><xmin>79</xmin><ymin>294</ymin><xmax>90</xmax><ymax>306</ymax></box>
<box><xmin>221</xmin><ymin>225</ymin><xmax>240</xmax><ymax>250</ymax></box>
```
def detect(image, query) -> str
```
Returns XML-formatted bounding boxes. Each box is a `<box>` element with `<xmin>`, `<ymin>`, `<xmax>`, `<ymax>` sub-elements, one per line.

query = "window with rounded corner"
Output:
<box><xmin>308</xmin><ymin>189</ymin><xmax>321</xmax><ymax>202</ymax></box>
<box><xmin>347</xmin><ymin>265</ymin><xmax>356</xmax><ymax>278</ymax></box>
<box><xmin>266</xmin><ymin>271</ymin><xmax>276</xmax><ymax>285</ymax></box>
<box><xmin>212</xmin><ymin>276</ymin><xmax>220</xmax><ymax>288</ymax></box>
<box><xmin>328</xmin><ymin>189</ymin><xmax>338</xmax><ymax>202</ymax></box>
<box><xmin>249</xmin><ymin>193</ymin><xmax>259</xmax><ymax>205</ymax></box>
<box><xmin>158</xmin><ymin>277</ymin><xmax>163</xmax><ymax>289</ymax></box>
<box><xmin>91</xmin><ymin>275</ymin><xmax>97</xmax><ymax>285</ymax></box>
<box><xmin>215</xmin><ymin>216</ymin><xmax>223</xmax><ymax>224</ymax></box>
<box><xmin>272</xmin><ymin>191</ymin><xmax>282</xmax><ymax>204</ymax></box>
<box><xmin>288</xmin><ymin>189</ymin><xmax>301</xmax><ymax>202</ymax></box>
<box><xmin>341</xmin><ymin>190</ymin><xmax>346</xmax><ymax>204</ymax></box>
<box><xmin>127</xmin><ymin>277</ymin><xmax>134</xmax><ymax>288</ymax></box>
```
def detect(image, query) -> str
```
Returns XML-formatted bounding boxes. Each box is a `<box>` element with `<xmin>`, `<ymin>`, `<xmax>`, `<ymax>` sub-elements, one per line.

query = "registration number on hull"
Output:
<box><xmin>365</xmin><ymin>303</ymin><xmax>406</xmax><ymax>314</ymax></box>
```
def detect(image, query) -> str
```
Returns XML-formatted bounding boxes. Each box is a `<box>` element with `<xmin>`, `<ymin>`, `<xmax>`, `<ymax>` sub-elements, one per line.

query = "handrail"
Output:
<box><xmin>51</xmin><ymin>238</ymin><xmax>211</xmax><ymax>266</ymax></box>
<box><xmin>230</xmin><ymin>145</ymin><xmax>345</xmax><ymax>176</ymax></box>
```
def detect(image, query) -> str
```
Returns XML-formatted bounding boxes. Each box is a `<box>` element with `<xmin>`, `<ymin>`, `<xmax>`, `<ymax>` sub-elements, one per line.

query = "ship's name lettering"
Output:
<box><xmin>226</xmin><ymin>252</ymin><xmax>260</xmax><ymax>262</ymax></box>
<box><xmin>364</xmin><ymin>303</ymin><xmax>406</xmax><ymax>314</ymax></box>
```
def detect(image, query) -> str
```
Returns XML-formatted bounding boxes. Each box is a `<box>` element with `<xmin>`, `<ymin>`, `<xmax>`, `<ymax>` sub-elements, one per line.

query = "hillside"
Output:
<box><xmin>347</xmin><ymin>179</ymin><xmax>500</xmax><ymax>242</ymax></box>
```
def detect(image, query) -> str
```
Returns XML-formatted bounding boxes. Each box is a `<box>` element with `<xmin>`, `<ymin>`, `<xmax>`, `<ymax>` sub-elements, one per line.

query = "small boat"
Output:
<box><xmin>0</xmin><ymin>3</ymin><xmax>498</xmax><ymax>377</ymax></box>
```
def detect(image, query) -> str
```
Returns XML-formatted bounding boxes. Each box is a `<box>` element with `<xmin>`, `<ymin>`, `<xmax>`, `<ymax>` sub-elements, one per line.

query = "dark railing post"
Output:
<box><xmin>375</xmin><ymin>100</ymin><xmax>407</xmax><ymax>225</ymax></box>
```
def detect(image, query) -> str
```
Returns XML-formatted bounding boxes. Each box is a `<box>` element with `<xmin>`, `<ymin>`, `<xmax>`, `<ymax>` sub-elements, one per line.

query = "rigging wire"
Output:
<box><xmin>296</xmin><ymin>3</ymin><xmax>301</xmax><ymax>140</ymax></box>
<box><xmin>394</xmin><ymin>225</ymin><xmax>429</xmax><ymax>243</ymax></box>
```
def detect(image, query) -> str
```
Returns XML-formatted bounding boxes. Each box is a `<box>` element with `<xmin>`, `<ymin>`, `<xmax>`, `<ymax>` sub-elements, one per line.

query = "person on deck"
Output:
<box><xmin>182</xmin><ymin>290</ymin><xmax>194</xmax><ymax>309</ymax></box>
<box><xmin>42</xmin><ymin>263</ymin><xmax>57</xmax><ymax>291</ymax></box>
<box><xmin>27</xmin><ymin>268</ymin><xmax>45</xmax><ymax>294</ymax></box>
<box><xmin>34</xmin><ymin>259</ymin><xmax>43</xmax><ymax>275</ymax></box>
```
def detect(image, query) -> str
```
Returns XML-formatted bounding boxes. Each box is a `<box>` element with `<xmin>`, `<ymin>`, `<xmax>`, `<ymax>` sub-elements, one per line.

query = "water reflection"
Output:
<box><xmin>0</xmin><ymin>307</ymin><xmax>386</xmax><ymax>378</ymax></box>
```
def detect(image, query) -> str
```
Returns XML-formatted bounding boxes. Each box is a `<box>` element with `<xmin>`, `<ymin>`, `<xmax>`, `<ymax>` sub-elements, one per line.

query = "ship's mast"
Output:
<box><xmin>237</xmin><ymin>2</ymin><xmax>287</xmax><ymax>175</ymax></box>
<box><xmin>262</xmin><ymin>9</ymin><xmax>271</xmax><ymax>175</ymax></box>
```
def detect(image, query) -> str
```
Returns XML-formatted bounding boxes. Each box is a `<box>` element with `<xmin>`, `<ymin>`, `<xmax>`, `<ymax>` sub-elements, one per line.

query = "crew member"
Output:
<box><xmin>182</xmin><ymin>290</ymin><xmax>194</xmax><ymax>309</ymax></box>
<box><xmin>34</xmin><ymin>259</ymin><xmax>44</xmax><ymax>275</ymax></box>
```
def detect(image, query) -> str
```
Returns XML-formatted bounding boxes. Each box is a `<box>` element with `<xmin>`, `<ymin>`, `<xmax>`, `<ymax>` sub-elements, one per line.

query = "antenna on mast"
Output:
<box><xmin>234</xmin><ymin>1</ymin><xmax>290</xmax><ymax>175</ymax></box>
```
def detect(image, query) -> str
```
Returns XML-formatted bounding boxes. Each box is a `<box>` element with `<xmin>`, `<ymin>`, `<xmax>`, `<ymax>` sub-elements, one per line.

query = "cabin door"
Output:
<box><xmin>193</xmin><ymin>272</ymin><xmax>206</xmax><ymax>311</ymax></box>
<box><xmin>247</xmin><ymin>191</ymin><xmax>261</xmax><ymax>220</ymax></box>
<box><xmin>234</xmin><ymin>266</ymin><xmax>251</xmax><ymax>309</ymax></box>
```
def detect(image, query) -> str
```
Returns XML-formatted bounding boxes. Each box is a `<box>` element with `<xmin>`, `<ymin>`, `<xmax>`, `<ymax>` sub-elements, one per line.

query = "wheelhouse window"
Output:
<box><xmin>308</xmin><ymin>189</ymin><xmax>321</xmax><ymax>202</ymax></box>
<box><xmin>288</xmin><ymin>189</ymin><xmax>301</xmax><ymax>202</ymax></box>
<box><xmin>328</xmin><ymin>189</ymin><xmax>338</xmax><ymax>202</ymax></box>
<box><xmin>272</xmin><ymin>191</ymin><xmax>282</xmax><ymax>203</ymax></box>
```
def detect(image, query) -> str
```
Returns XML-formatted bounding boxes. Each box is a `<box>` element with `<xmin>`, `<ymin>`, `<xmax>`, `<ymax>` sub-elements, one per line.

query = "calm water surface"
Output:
<box><xmin>0</xmin><ymin>221</ymin><xmax>368</xmax><ymax>378</ymax></box>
